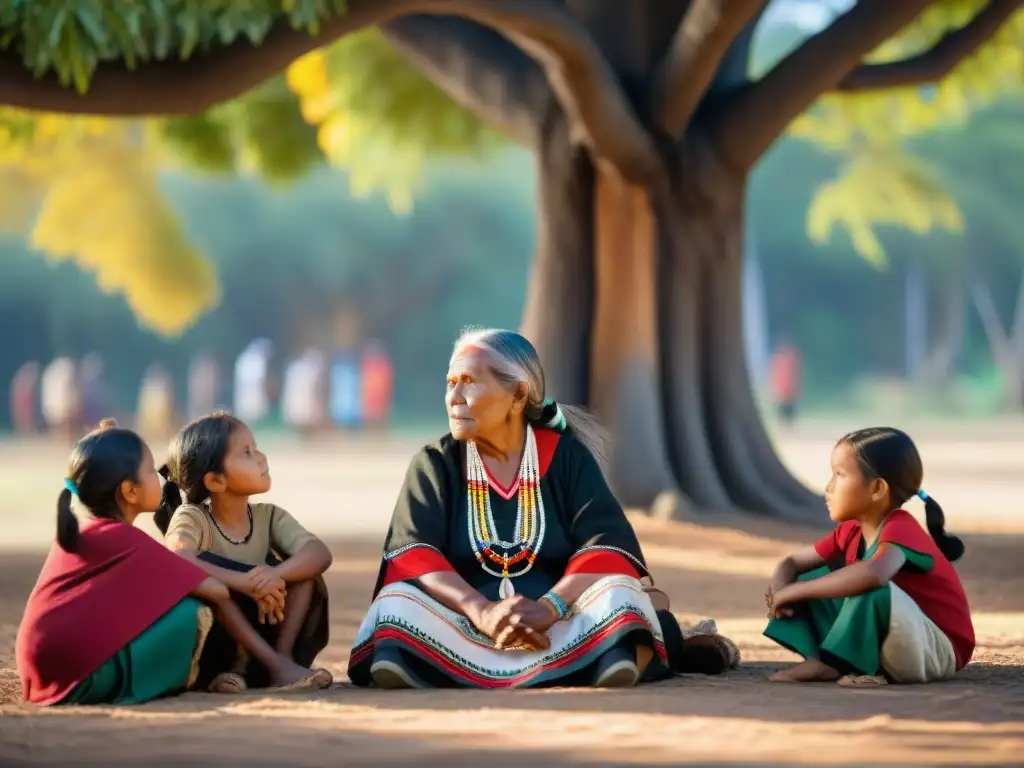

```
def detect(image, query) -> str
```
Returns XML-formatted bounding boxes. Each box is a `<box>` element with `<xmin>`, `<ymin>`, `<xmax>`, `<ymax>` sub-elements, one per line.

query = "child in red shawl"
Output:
<box><xmin>16</xmin><ymin>420</ymin><xmax>319</xmax><ymax>706</ymax></box>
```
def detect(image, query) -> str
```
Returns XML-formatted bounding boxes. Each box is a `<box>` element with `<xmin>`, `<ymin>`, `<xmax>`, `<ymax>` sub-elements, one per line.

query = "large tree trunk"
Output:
<box><xmin>520</xmin><ymin>118</ymin><xmax>595</xmax><ymax>405</ymax></box>
<box><xmin>521</xmin><ymin>138</ymin><xmax>825</xmax><ymax>521</ymax></box>
<box><xmin>588</xmin><ymin>168</ymin><xmax>681</xmax><ymax>509</ymax></box>
<box><xmin>695</xmin><ymin>191</ymin><xmax>823</xmax><ymax>518</ymax></box>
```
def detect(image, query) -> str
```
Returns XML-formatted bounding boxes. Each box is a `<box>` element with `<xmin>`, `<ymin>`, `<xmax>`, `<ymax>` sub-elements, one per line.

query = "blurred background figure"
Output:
<box><xmin>9</xmin><ymin>361</ymin><xmax>40</xmax><ymax>436</ymax></box>
<box><xmin>234</xmin><ymin>339</ymin><xmax>274</xmax><ymax>426</ymax></box>
<box><xmin>282</xmin><ymin>345</ymin><xmax>328</xmax><ymax>439</ymax></box>
<box><xmin>78</xmin><ymin>353</ymin><xmax>110</xmax><ymax>432</ymax></box>
<box><xmin>329</xmin><ymin>345</ymin><xmax>362</xmax><ymax>431</ymax></box>
<box><xmin>137</xmin><ymin>363</ymin><xmax>175</xmax><ymax>442</ymax></box>
<box><xmin>187</xmin><ymin>351</ymin><xmax>221</xmax><ymax>420</ymax></box>
<box><xmin>40</xmin><ymin>356</ymin><xmax>78</xmax><ymax>443</ymax></box>
<box><xmin>360</xmin><ymin>340</ymin><xmax>393</xmax><ymax>433</ymax></box>
<box><xmin>769</xmin><ymin>338</ymin><xmax>802</xmax><ymax>428</ymax></box>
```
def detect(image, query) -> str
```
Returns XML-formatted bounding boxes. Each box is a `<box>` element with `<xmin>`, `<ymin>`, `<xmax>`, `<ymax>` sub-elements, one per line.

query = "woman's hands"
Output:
<box><xmin>470</xmin><ymin>596</ymin><xmax>560</xmax><ymax>650</ymax></box>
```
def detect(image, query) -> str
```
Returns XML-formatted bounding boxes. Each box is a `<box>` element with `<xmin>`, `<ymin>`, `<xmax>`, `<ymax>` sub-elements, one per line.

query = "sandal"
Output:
<box><xmin>312</xmin><ymin>668</ymin><xmax>334</xmax><ymax>689</ymax></box>
<box><xmin>208</xmin><ymin>672</ymin><xmax>247</xmax><ymax>694</ymax></box>
<box><xmin>838</xmin><ymin>674</ymin><xmax>888</xmax><ymax>688</ymax></box>
<box><xmin>264</xmin><ymin>674</ymin><xmax>321</xmax><ymax>694</ymax></box>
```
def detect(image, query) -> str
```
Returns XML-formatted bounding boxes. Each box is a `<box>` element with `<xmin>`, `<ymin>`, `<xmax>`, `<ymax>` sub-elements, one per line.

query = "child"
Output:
<box><xmin>764</xmin><ymin>427</ymin><xmax>974</xmax><ymax>686</ymax></box>
<box><xmin>155</xmin><ymin>411</ymin><xmax>333</xmax><ymax>692</ymax></box>
<box><xmin>16</xmin><ymin>420</ymin><xmax>318</xmax><ymax>706</ymax></box>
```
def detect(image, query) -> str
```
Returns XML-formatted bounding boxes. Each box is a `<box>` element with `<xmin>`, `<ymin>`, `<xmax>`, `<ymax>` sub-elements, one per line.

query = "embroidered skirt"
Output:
<box><xmin>348</xmin><ymin>575</ymin><xmax>669</xmax><ymax>688</ymax></box>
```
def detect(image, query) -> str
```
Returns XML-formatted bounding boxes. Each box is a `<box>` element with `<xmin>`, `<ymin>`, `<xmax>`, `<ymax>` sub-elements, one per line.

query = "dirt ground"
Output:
<box><xmin>1</xmin><ymin>426</ymin><xmax>1022</xmax><ymax>766</ymax></box>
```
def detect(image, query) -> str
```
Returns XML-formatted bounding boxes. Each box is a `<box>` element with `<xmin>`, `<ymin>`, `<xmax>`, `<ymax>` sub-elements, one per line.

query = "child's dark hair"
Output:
<box><xmin>155</xmin><ymin>411</ymin><xmax>245</xmax><ymax>535</ymax></box>
<box><xmin>840</xmin><ymin>427</ymin><xmax>965</xmax><ymax>562</ymax></box>
<box><xmin>57</xmin><ymin>419</ymin><xmax>146</xmax><ymax>553</ymax></box>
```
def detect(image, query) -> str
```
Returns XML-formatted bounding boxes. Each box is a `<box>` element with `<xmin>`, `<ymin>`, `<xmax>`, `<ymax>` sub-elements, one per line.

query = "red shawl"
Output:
<box><xmin>16</xmin><ymin>517</ymin><xmax>207</xmax><ymax>705</ymax></box>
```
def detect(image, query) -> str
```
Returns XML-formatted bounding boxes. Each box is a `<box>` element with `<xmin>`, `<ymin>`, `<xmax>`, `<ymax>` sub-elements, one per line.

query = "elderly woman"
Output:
<box><xmin>349</xmin><ymin>328</ymin><xmax>733</xmax><ymax>689</ymax></box>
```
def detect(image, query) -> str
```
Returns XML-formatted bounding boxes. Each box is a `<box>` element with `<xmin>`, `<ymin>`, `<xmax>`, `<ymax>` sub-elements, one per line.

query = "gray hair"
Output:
<box><xmin>451</xmin><ymin>327</ymin><xmax>609</xmax><ymax>466</ymax></box>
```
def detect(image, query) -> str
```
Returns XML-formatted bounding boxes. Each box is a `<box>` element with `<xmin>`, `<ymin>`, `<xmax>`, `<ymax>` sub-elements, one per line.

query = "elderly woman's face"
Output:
<box><xmin>446</xmin><ymin>348</ymin><xmax>520</xmax><ymax>441</ymax></box>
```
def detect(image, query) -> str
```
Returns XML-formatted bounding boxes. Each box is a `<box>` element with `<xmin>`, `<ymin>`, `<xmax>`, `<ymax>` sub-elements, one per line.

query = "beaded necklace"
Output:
<box><xmin>466</xmin><ymin>424</ymin><xmax>546</xmax><ymax>598</ymax></box>
<box><xmin>208</xmin><ymin>504</ymin><xmax>254</xmax><ymax>546</ymax></box>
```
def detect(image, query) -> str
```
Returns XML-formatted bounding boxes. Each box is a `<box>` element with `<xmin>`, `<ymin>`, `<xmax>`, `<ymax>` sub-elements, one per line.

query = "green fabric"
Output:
<box><xmin>889</xmin><ymin>544</ymin><xmax>934</xmax><ymax>573</ymax></box>
<box><xmin>764</xmin><ymin>566</ymin><xmax>892</xmax><ymax>676</ymax></box>
<box><xmin>863</xmin><ymin>522</ymin><xmax>934</xmax><ymax>573</ymax></box>
<box><xmin>62</xmin><ymin>598</ymin><xmax>204</xmax><ymax>706</ymax></box>
<box><xmin>764</xmin><ymin>520</ymin><xmax>936</xmax><ymax>676</ymax></box>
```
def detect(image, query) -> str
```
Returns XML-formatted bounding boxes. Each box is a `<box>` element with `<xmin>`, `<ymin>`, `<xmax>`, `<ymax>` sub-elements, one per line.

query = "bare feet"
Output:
<box><xmin>767</xmin><ymin>659</ymin><xmax>841</xmax><ymax>683</ymax></box>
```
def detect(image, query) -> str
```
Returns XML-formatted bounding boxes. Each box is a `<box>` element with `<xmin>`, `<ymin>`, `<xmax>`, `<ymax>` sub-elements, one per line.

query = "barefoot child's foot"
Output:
<box><xmin>767</xmin><ymin>659</ymin><xmax>841</xmax><ymax>683</ymax></box>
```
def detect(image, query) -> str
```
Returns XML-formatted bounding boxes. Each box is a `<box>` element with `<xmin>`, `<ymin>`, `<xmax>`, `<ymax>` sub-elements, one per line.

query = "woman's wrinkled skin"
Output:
<box><xmin>446</xmin><ymin>346</ymin><xmax>527</xmax><ymax>485</ymax></box>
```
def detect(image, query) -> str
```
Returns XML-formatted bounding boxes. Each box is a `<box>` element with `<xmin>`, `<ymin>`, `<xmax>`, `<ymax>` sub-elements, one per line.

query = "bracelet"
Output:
<box><xmin>540</xmin><ymin>591</ymin><xmax>569</xmax><ymax>620</ymax></box>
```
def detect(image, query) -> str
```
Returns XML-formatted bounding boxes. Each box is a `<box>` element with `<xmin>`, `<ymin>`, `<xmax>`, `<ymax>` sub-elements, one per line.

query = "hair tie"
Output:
<box><xmin>541</xmin><ymin>399</ymin><xmax>567</xmax><ymax>433</ymax></box>
<box><xmin>917</xmin><ymin>489</ymin><xmax>929</xmax><ymax>502</ymax></box>
<box><xmin>63</xmin><ymin>478</ymin><xmax>79</xmax><ymax>496</ymax></box>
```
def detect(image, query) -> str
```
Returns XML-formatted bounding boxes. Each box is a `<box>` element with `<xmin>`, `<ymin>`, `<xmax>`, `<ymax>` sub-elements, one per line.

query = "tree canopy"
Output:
<box><xmin>788</xmin><ymin>0</ymin><xmax>1024</xmax><ymax>264</ymax></box>
<box><xmin>0</xmin><ymin>1</ymin><xmax>1022</xmax><ymax>333</ymax></box>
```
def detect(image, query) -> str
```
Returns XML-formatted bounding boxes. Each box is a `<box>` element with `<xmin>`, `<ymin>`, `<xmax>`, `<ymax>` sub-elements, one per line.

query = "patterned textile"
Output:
<box><xmin>350</xmin><ymin>575</ymin><xmax>666</xmax><ymax>688</ymax></box>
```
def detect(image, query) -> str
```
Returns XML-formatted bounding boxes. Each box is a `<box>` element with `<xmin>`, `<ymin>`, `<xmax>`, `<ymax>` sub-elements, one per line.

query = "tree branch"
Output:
<box><xmin>454</xmin><ymin>1</ymin><xmax>662</xmax><ymax>186</ymax></box>
<box><xmin>649</xmin><ymin>0</ymin><xmax>766</xmax><ymax>137</ymax></box>
<box><xmin>381</xmin><ymin>15</ymin><xmax>553</xmax><ymax>146</ymax></box>
<box><xmin>707</xmin><ymin>0</ymin><xmax>934</xmax><ymax>172</ymax></box>
<box><xmin>0</xmin><ymin>0</ymin><xmax>426</xmax><ymax>115</ymax></box>
<box><xmin>836</xmin><ymin>0</ymin><xmax>1022</xmax><ymax>91</ymax></box>
<box><xmin>705</xmin><ymin>4</ymin><xmax>769</xmax><ymax>97</ymax></box>
<box><xmin>0</xmin><ymin>0</ymin><xmax>660</xmax><ymax>186</ymax></box>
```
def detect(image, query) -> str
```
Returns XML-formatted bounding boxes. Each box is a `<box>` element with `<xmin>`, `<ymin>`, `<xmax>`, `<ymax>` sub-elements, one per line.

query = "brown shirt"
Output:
<box><xmin>163</xmin><ymin>502</ymin><xmax>318</xmax><ymax>565</ymax></box>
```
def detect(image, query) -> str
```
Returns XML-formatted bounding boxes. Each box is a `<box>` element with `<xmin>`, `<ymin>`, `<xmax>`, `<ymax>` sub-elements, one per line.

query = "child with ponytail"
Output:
<box><xmin>16</xmin><ymin>420</ymin><xmax>319</xmax><ymax>706</ymax></box>
<box><xmin>764</xmin><ymin>427</ymin><xmax>974</xmax><ymax>686</ymax></box>
<box><xmin>155</xmin><ymin>412</ymin><xmax>333</xmax><ymax>693</ymax></box>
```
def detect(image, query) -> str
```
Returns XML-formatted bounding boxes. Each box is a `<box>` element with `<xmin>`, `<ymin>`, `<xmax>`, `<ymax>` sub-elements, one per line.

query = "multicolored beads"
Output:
<box><xmin>466</xmin><ymin>425</ymin><xmax>547</xmax><ymax>596</ymax></box>
<box><xmin>540</xmin><ymin>591</ymin><xmax>568</xmax><ymax>620</ymax></box>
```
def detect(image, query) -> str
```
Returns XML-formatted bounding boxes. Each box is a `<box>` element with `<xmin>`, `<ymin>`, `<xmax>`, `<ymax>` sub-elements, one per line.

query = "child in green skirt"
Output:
<box><xmin>764</xmin><ymin>427</ymin><xmax>973</xmax><ymax>685</ymax></box>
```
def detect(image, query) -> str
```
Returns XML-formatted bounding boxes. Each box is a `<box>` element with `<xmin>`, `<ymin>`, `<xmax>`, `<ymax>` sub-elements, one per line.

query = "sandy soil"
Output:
<box><xmin>1</xmin><ymin>429</ymin><xmax>1022</xmax><ymax>766</ymax></box>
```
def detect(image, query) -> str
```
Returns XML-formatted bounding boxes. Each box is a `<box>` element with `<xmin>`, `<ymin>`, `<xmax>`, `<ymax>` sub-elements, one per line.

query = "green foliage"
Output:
<box><xmin>792</xmin><ymin>2</ymin><xmax>1024</xmax><ymax>263</ymax></box>
<box><xmin>1</xmin><ymin>0</ymin><xmax>1022</xmax><ymax>339</ymax></box>
<box><xmin>0</xmin><ymin>0</ymin><xmax>348</xmax><ymax>93</ymax></box>
<box><xmin>156</xmin><ymin>111</ymin><xmax>236</xmax><ymax>173</ymax></box>
<box><xmin>286</xmin><ymin>30</ymin><xmax>501</xmax><ymax>211</ymax></box>
<box><xmin>805</xmin><ymin>148</ymin><xmax>963</xmax><ymax>267</ymax></box>
<box><xmin>156</xmin><ymin>76</ymin><xmax>322</xmax><ymax>182</ymax></box>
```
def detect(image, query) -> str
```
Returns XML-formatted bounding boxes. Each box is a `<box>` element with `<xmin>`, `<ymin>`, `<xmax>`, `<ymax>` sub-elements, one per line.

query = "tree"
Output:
<box><xmin>1</xmin><ymin>0</ymin><xmax>1022</xmax><ymax>520</ymax></box>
